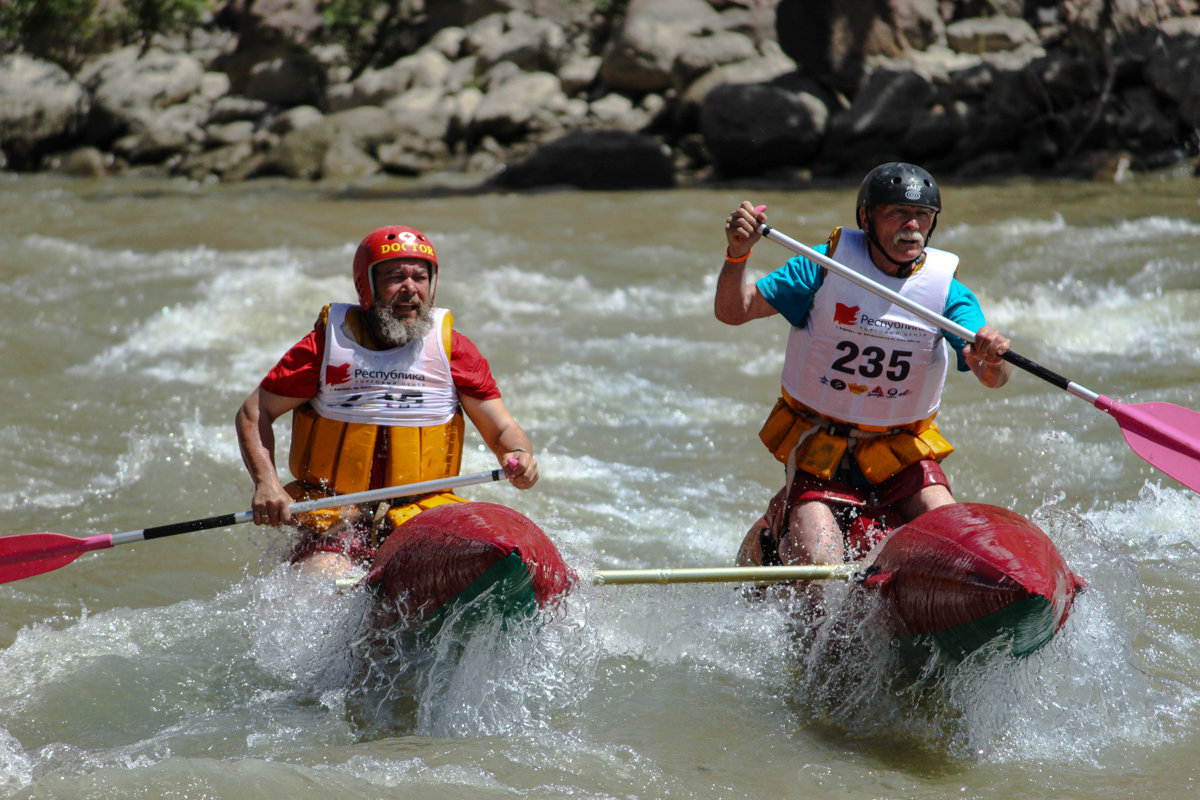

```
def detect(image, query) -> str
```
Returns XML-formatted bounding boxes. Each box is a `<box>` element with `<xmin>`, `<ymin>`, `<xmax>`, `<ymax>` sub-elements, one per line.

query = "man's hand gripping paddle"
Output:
<box><xmin>0</xmin><ymin>467</ymin><xmax>513</xmax><ymax>584</ymax></box>
<box><xmin>758</xmin><ymin>224</ymin><xmax>1200</xmax><ymax>494</ymax></box>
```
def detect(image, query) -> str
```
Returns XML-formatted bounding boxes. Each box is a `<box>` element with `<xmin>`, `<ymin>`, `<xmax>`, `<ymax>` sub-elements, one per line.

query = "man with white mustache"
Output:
<box><xmin>715</xmin><ymin>163</ymin><xmax>1012</xmax><ymax>595</ymax></box>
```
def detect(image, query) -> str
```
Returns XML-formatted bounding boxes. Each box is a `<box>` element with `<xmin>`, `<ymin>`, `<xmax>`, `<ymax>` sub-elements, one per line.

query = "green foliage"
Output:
<box><xmin>318</xmin><ymin>0</ymin><xmax>423</xmax><ymax>79</ymax></box>
<box><xmin>0</xmin><ymin>0</ymin><xmax>112</xmax><ymax>70</ymax></box>
<box><xmin>124</xmin><ymin>0</ymin><xmax>211</xmax><ymax>53</ymax></box>
<box><xmin>593</xmin><ymin>0</ymin><xmax>631</xmax><ymax>23</ymax></box>
<box><xmin>0</xmin><ymin>0</ymin><xmax>211</xmax><ymax>71</ymax></box>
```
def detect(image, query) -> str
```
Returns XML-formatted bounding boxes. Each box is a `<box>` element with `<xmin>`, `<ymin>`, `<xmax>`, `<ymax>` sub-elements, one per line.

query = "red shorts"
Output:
<box><xmin>757</xmin><ymin>460</ymin><xmax>951</xmax><ymax>563</ymax></box>
<box><xmin>289</xmin><ymin>524</ymin><xmax>378</xmax><ymax>566</ymax></box>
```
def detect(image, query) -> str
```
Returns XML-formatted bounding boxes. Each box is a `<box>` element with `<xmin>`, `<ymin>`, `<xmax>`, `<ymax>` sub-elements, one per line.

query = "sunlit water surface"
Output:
<box><xmin>1</xmin><ymin>172</ymin><xmax>1199</xmax><ymax>799</ymax></box>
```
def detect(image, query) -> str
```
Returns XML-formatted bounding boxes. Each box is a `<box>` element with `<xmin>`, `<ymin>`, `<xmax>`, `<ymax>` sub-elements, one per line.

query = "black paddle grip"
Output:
<box><xmin>142</xmin><ymin>513</ymin><xmax>241</xmax><ymax>541</ymax></box>
<box><xmin>1002</xmin><ymin>350</ymin><xmax>1071</xmax><ymax>391</ymax></box>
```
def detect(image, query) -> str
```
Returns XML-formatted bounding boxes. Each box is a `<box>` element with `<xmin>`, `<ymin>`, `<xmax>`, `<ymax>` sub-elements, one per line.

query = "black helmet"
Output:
<box><xmin>856</xmin><ymin>162</ymin><xmax>941</xmax><ymax>224</ymax></box>
<box><xmin>855</xmin><ymin>162</ymin><xmax>940</xmax><ymax>275</ymax></box>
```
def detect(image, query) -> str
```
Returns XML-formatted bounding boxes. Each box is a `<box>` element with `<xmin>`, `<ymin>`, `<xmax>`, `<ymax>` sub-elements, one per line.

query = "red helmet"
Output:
<box><xmin>352</xmin><ymin>225</ymin><xmax>439</xmax><ymax>309</ymax></box>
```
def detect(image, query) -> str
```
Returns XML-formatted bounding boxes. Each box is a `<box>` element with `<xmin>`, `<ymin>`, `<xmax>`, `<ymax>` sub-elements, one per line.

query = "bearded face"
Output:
<box><xmin>368</xmin><ymin>296</ymin><xmax>434</xmax><ymax>347</ymax></box>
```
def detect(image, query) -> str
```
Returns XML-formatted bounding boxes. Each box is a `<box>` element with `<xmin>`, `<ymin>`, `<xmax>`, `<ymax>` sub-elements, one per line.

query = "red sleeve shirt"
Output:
<box><xmin>261</xmin><ymin>322</ymin><xmax>502</xmax><ymax>402</ymax></box>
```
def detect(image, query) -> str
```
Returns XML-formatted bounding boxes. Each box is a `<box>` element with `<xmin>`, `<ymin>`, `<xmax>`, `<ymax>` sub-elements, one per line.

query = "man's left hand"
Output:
<box><xmin>503</xmin><ymin>451</ymin><xmax>539</xmax><ymax>489</ymax></box>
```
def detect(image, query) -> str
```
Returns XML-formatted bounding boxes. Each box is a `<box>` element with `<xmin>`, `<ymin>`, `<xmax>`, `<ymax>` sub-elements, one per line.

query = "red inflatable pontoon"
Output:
<box><xmin>363</xmin><ymin>502</ymin><xmax>575</xmax><ymax>627</ymax></box>
<box><xmin>858</xmin><ymin>503</ymin><xmax>1085</xmax><ymax>658</ymax></box>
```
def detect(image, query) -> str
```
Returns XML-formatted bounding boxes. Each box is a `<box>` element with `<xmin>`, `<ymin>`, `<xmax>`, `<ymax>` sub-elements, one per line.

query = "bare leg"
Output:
<box><xmin>294</xmin><ymin>550</ymin><xmax>361</xmax><ymax>579</ymax></box>
<box><xmin>735</xmin><ymin>515</ymin><xmax>769</xmax><ymax>566</ymax></box>
<box><xmin>779</xmin><ymin>500</ymin><xmax>844</xmax><ymax>628</ymax></box>
<box><xmin>780</xmin><ymin>500</ymin><xmax>844</xmax><ymax>565</ymax></box>
<box><xmin>894</xmin><ymin>483</ymin><xmax>955</xmax><ymax>522</ymax></box>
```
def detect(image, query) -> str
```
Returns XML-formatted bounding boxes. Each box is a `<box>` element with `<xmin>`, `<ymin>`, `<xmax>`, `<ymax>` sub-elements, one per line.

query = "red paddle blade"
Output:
<box><xmin>0</xmin><ymin>532</ymin><xmax>113</xmax><ymax>584</ymax></box>
<box><xmin>1099</xmin><ymin>399</ymin><xmax>1200</xmax><ymax>493</ymax></box>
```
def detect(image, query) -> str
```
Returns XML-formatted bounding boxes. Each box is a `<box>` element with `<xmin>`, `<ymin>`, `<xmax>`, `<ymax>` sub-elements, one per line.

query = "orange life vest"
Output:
<box><xmin>288</xmin><ymin>304</ymin><xmax>465</xmax><ymax>494</ymax></box>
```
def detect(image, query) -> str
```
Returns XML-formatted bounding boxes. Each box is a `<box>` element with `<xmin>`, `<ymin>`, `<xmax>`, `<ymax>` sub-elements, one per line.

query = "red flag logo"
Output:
<box><xmin>833</xmin><ymin>303</ymin><xmax>859</xmax><ymax>325</ymax></box>
<box><xmin>326</xmin><ymin>362</ymin><xmax>352</xmax><ymax>385</ymax></box>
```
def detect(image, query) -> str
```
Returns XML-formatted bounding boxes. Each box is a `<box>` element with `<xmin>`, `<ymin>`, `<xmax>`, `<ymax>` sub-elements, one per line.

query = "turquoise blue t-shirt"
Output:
<box><xmin>755</xmin><ymin>246</ymin><xmax>987</xmax><ymax>373</ymax></box>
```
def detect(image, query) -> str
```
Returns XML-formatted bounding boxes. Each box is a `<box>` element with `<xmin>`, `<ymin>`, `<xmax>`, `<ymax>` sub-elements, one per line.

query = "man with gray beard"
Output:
<box><xmin>235</xmin><ymin>225</ymin><xmax>538</xmax><ymax>577</ymax></box>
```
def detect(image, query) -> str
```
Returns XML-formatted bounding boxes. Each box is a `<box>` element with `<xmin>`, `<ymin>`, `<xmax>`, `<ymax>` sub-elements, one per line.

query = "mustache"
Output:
<box><xmin>368</xmin><ymin>300</ymin><xmax>434</xmax><ymax>347</ymax></box>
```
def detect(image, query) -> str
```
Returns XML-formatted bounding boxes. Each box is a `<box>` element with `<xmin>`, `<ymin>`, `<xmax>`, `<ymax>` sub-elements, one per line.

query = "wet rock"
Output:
<box><xmin>776</xmin><ymin>0</ymin><xmax>939</xmax><ymax>95</ymax></box>
<box><xmin>471</xmin><ymin>11</ymin><xmax>570</xmax><ymax>74</ymax></box>
<box><xmin>79</xmin><ymin>47</ymin><xmax>206</xmax><ymax>146</ymax></box>
<box><xmin>112</xmin><ymin>100</ymin><xmax>209</xmax><ymax>164</ymax></box>
<box><xmin>241</xmin><ymin>55</ymin><xmax>324</xmax><ymax>107</ymax></box>
<box><xmin>1145</xmin><ymin>25</ymin><xmax>1200</xmax><ymax>129</ymax></box>
<box><xmin>177</xmin><ymin>138</ymin><xmax>258</xmax><ymax>181</ymax></box>
<box><xmin>497</xmin><ymin>129</ymin><xmax>676</xmax><ymax>189</ymax></box>
<box><xmin>258</xmin><ymin>106</ymin><xmax>394</xmax><ymax>179</ymax></box>
<box><xmin>328</xmin><ymin>48</ymin><xmax>457</xmax><ymax>112</ymax></box>
<box><xmin>599</xmin><ymin>0</ymin><xmax>724</xmax><ymax>94</ymax></box>
<box><xmin>268</xmin><ymin>105</ymin><xmax>324</xmax><ymax>135</ymax></box>
<box><xmin>208</xmin><ymin>95</ymin><xmax>271</xmax><ymax>124</ymax></box>
<box><xmin>468</xmin><ymin>71</ymin><xmax>566</xmax><ymax>143</ymax></box>
<box><xmin>47</xmin><ymin>146</ymin><xmax>112</xmax><ymax>178</ymax></box>
<box><xmin>826</xmin><ymin>68</ymin><xmax>935</xmax><ymax>145</ymax></box>
<box><xmin>700</xmin><ymin>77</ymin><xmax>831</xmax><ymax>177</ymax></box>
<box><xmin>677</xmin><ymin>41</ymin><xmax>797</xmax><ymax>128</ymax></box>
<box><xmin>945</xmin><ymin>16</ymin><xmax>1039</xmax><ymax>54</ymax></box>
<box><xmin>0</xmin><ymin>55</ymin><xmax>90</xmax><ymax>169</ymax></box>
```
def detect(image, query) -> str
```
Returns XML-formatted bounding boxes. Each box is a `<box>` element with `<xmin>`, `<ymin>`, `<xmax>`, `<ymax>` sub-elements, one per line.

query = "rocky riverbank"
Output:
<box><xmin>2</xmin><ymin>0</ymin><xmax>1199</xmax><ymax>190</ymax></box>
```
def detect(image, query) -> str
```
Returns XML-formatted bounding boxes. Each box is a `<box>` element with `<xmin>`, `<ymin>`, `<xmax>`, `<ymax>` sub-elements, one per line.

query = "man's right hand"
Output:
<box><xmin>252</xmin><ymin>480</ymin><xmax>294</xmax><ymax>526</ymax></box>
<box><xmin>724</xmin><ymin>201</ymin><xmax>766</xmax><ymax>258</ymax></box>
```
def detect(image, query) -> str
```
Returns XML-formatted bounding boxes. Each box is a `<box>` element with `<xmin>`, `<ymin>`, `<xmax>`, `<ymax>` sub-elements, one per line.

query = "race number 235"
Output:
<box><xmin>831</xmin><ymin>342</ymin><xmax>913</xmax><ymax>381</ymax></box>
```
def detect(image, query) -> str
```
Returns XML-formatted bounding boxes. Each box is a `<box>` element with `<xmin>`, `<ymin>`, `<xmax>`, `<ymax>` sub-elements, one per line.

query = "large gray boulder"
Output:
<box><xmin>946</xmin><ymin>16</ymin><xmax>1039</xmax><ymax>54</ymax></box>
<box><xmin>79</xmin><ymin>47</ymin><xmax>206</xmax><ymax>145</ymax></box>
<box><xmin>0</xmin><ymin>55</ymin><xmax>90</xmax><ymax>169</ymax></box>
<box><xmin>776</xmin><ymin>0</ymin><xmax>941</xmax><ymax>94</ymax></box>
<box><xmin>700</xmin><ymin>77</ymin><xmax>831</xmax><ymax>177</ymax></box>
<box><xmin>113</xmin><ymin>100</ymin><xmax>210</xmax><ymax>164</ymax></box>
<box><xmin>328</xmin><ymin>48</ymin><xmax>458</xmax><ymax>111</ymax></box>
<box><xmin>258</xmin><ymin>106</ymin><xmax>396</xmax><ymax>179</ymax></box>
<box><xmin>1145</xmin><ymin>25</ymin><xmax>1200</xmax><ymax>129</ymax></box>
<box><xmin>468</xmin><ymin>71</ymin><xmax>566</xmax><ymax>143</ymax></box>
<box><xmin>825</xmin><ymin>67</ymin><xmax>935</xmax><ymax>144</ymax></box>
<box><xmin>599</xmin><ymin>0</ymin><xmax>724</xmax><ymax>93</ymax></box>
<box><xmin>497</xmin><ymin>129</ymin><xmax>675</xmax><ymax>189</ymax></box>
<box><xmin>470</xmin><ymin>11</ymin><xmax>570</xmax><ymax>74</ymax></box>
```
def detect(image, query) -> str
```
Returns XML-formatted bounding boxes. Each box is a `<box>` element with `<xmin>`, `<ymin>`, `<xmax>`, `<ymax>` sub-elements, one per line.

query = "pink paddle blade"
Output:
<box><xmin>1097</xmin><ymin>398</ymin><xmax>1200</xmax><ymax>493</ymax></box>
<box><xmin>0</xmin><ymin>532</ymin><xmax>113</xmax><ymax>584</ymax></box>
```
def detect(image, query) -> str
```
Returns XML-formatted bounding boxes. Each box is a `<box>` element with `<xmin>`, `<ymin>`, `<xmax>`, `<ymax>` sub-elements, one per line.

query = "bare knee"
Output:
<box><xmin>780</xmin><ymin>501</ymin><xmax>844</xmax><ymax>564</ymax></box>
<box><xmin>295</xmin><ymin>551</ymin><xmax>360</xmax><ymax>579</ymax></box>
<box><xmin>895</xmin><ymin>484</ymin><xmax>955</xmax><ymax>520</ymax></box>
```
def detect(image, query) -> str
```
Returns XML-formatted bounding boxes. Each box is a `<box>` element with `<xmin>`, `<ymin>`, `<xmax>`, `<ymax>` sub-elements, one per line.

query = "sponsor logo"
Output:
<box><xmin>376</xmin><ymin>232</ymin><xmax>435</xmax><ymax>259</ymax></box>
<box><xmin>353</xmin><ymin>368</ymin><xmax>427</xmax><ymax>382</ymax></box>
<box><xmin>819</xmin><ymin>375</ymin><xmax>911</xmax><ymax>399</ymax></box>
<box><xmin>859</xmin><ymin>313</ymin><xmax>923</xmax><ymax>334</ymax></box>
<box><xmin>833</xmin><ymin>302</ymin><xmax>859</xmax><ymax>326</ymax></box>
<box><xmin>326</xmin><ymin>363</ymin><xmax>351</xmax><ymax>385</ymax></box>
<box><xmin>904</xmin><ymin>181</ymin><xmax>923</xmax><ymax>201</ymax></box>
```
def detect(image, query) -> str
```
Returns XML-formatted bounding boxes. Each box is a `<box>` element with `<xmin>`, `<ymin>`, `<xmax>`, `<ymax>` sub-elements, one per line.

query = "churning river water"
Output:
<box><xmin>1</xmin><ymin>170</ymin><xmax>1199</xmax><ymax>799</ymax></box>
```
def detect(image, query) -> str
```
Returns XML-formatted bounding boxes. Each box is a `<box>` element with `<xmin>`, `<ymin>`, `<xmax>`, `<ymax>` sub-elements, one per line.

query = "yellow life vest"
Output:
<box><xmin>287</xmin><ymin>305</ymin><xmax>465</xmax><ymax>495</ymax></box>
<box><xmin>757</xmin><ymin>226</ymin><xmax>953</xmax><ymax>484</ymax></box>
<box><xmin>758</xmin><ymin>388</ymin><xmax>954</xmax><ymax>484</ymax></box>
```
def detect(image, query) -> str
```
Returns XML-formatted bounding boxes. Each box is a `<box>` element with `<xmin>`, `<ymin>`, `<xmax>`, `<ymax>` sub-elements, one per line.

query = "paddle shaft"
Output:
<box><xmin>0</xmin><ymin>469</ymin><xmax>512</xmax><ymax>584</ymax></box>
<box><xmin>593</xmin><ymin>564</ymin><xmax>858</xmax><ymax>585</ymax></box>
<box><xmin>109</xmin><ymin>468</ymin><xmax>507</xmax><ymax>546</ymax></box>
<box><xmin>758</xmin><ymin>225</ymin><xmax>1102</xmax><ymax>405</ymax></box>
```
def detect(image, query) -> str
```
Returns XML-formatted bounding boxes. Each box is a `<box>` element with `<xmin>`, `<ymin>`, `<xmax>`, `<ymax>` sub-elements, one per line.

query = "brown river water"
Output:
<box><xmin>1</xmin><ymin>170</ymin><xmax>1199</xmax><ymax>798</ymax></box>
